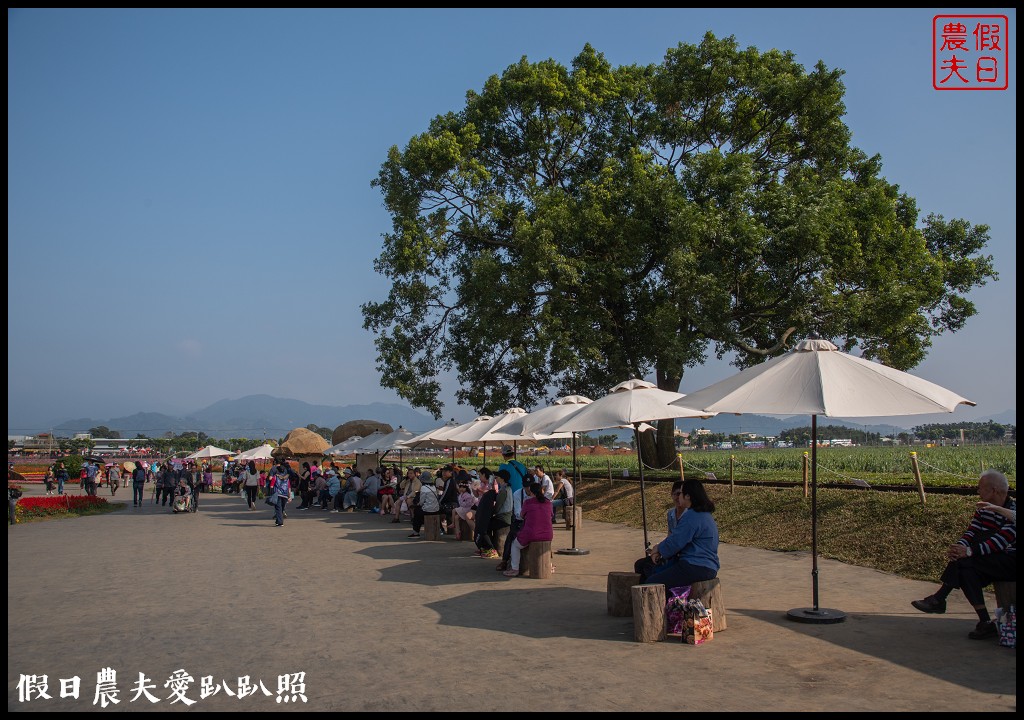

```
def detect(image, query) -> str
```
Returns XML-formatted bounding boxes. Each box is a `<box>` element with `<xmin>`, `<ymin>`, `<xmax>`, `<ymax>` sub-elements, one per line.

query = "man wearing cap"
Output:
<box><xmin>499</xmin><ymin>446</ymin><xmax>529</xmax><ymax>494</ymax></box>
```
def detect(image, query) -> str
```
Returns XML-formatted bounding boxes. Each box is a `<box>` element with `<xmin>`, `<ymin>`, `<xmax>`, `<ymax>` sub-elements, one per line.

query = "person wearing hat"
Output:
<box><xmin>332</xmin><ymin>468</ymin><xmax>353</xmax><ymax>512</ymax></box>
<box><xmin>498</xmin><ymin>446</ymin><xmax>529</xmax><ymax>494</ymax></box>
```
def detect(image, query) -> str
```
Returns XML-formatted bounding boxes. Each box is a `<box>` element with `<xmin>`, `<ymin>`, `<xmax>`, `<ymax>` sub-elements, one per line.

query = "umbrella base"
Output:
<box><xmin>787</xmin><ymin>607</ymin><xmax>846</xmax><ymax>624</ymax></box>
<box><xmin>555</xmin><ymin>548</ymin><xmax>590</xmax><ymax>556</ymax></box>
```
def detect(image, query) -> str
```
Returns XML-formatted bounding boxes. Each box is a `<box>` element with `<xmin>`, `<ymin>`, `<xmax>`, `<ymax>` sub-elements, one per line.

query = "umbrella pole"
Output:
<box><xmin>787</xmin><ymin>414</ymin><xmax>845</xmax><ymax>624</ymax></box>
<box><xmin>557</xmin><ymin>430</ymin><xmax>589</xmax><ymax>556</ymax></box>
<box><xmin>636</xmin><ymin>424</ymin><xmax>650</xmax><ymax>549</ymax></box>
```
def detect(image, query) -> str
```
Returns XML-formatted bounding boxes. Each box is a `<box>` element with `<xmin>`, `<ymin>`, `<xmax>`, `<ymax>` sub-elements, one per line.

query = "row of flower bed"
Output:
<box><xmin>16</xmin><ymin>494</ymin><xmax>110</xmax><ymax>520</ymax></box>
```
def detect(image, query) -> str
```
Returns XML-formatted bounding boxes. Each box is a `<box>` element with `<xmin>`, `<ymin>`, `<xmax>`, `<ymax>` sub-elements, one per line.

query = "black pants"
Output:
<box><xmin>940</xmin><ymin>552</ymin><xmax>1016</xmax><ymax>607</ymax></box>
<box><xmin>413</xmin><ymin>507</ymin><xmax>439</xmax><ymax>533</ymax></box>
<box><xmin>132</xmin><ymin>484</ymin><xmax>144</xmax><ymax>505</ymax></box>
<box><xmin>245</xmin><ymin>485</ymin><xmax>258</xmax><ymax>507</ymax></box>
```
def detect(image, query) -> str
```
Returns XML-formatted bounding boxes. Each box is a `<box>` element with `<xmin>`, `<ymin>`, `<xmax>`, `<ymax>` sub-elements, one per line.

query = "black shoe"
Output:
<box><xmin>911</xmin><ymin>595</ymin><xmax>946</xmax><ymax>614</ymax></box>
<box><xmin>968</xmin><ymin>620</ymin><xmax>997</xmax><ymax>640</ymax></box>
<box><xmin>408</xmin><ymin>532</ymin><xmax>420</xmax><ymax>538</ymax></box>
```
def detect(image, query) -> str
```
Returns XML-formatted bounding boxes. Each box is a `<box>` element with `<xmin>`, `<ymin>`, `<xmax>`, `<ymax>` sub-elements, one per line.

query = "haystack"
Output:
<box><xmin>275</xmin><ymin>427</ymin><xmax>330</xmax><ymax>459</ymax></box>
<box><xmin>331</xmin><ymin>420</ymin><xmax>393</xmax><ymax>446</ymax></box>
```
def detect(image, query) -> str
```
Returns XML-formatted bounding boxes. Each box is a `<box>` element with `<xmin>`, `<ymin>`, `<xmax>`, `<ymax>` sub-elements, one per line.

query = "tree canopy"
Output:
<box><xmin>362</xmin><ymin>34</ymin><xmax>997</xmax><ymax>465</ymax></box>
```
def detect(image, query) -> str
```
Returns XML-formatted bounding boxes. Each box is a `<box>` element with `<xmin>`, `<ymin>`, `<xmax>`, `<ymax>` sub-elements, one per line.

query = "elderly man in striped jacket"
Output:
<box><xmin>911</xmin><ymin>469</ymin><xmax>1016</xmax><ymax>640</ymax></box>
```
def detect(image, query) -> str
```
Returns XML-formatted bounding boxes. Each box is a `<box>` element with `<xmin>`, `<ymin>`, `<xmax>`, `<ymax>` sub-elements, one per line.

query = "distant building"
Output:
<box><xmin>21</xmin><ymin>433</ymin><xmax>59</xmax><ymax>454</ymax></box>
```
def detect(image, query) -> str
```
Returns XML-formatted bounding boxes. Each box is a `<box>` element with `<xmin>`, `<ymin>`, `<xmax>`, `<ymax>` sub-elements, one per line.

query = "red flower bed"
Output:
<box><xmin>16</xmin><ymin>494</ymin><xmax>109</xmax><ymax>519</ymax></box>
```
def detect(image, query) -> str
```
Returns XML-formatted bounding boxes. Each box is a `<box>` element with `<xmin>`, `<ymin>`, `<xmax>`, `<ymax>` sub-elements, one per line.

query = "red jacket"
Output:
<box><xmin>517</xmin><ymin>497</ymin><xmax>554</xmax><ymax>546</ymax></box>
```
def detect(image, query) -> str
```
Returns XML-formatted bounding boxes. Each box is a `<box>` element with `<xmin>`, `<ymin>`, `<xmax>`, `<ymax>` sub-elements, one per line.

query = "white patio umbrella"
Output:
<box><xmin>236</xmin><ymin>444</ymin><xmax>275</xmax><ymax>461</ymax></box>
<box><xmin>447</xmin><ymin>408</ymin><xmax>531</xmax><ymax>467</ymax></box>
<box><xmin>675</xmin><ymin>336</ymin><xmax>976</xmax><ymax>624</ymax></box>
<box><xmin>553</xmin><ymin>379</ymin><xmax>713</xmax><ymax>548</ymax></box>
<box><xmin>500</xmin><ymin>395</ymin><xmax>593</xmax><ymax>440</ymax></box>
<box><xmin>352</xmin><ymin>427</ymin><xmax>418</xmax><ymax>473</ymax></box>
<box><xmin>324</xmin><ymin>435</ymin><xmax>366</xmax><ymax>456</ymax></box>
<box><xmin>185</xmin><ymin>445</ymin><xmax>235</xmax><ymax>460</ymax></box>
<box><xmin>499</xmin><ymin>395</ymin><xmax>594</xmax><ymax>555</ymax></box>
<box><xmin>356</xmin><ymin>427</ymin><xmax>417</xmax><ymax>453</ymax></box>
<box><xmin>404</xmin><ymin>420</ymin><xmax>460</xmax><ymax>449</ymax></box>
<box><xmin>423</xmin><ymin>415</ymin><xmax>493</xmax><ymax>464</ymax></box>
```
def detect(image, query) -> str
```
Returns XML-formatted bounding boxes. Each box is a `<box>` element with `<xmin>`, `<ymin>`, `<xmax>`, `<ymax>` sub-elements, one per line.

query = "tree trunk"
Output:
<box><xmin>655</xmin><ymin>370</ymin><xmax>682</xmax><ymax>467</ymax></box>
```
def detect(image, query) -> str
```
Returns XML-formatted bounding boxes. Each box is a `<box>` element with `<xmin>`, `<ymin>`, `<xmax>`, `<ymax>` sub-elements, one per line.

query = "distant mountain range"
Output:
<box><xmin>46</xmin><ymin>395</ymin><xmax>437</xmax><ymax>439</ymax></box>
<box><xmin>29</xmin><ymin>396</ymin><xmax>1015</xmax><ymax>441</ymax></box>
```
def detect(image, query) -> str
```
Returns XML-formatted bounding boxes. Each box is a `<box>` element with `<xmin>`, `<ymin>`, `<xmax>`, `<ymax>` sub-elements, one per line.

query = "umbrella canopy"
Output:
<box><xmin>235</xmin><ymin>444</ymin><xmax>275</xmax><ymax>461</ymax></box>
<box><xmin>553</xmin><ymin>379</ymin><xmax>710</xmax><ymax>434</ymax></box>
<box><xmin>404</xmin><ymin>420</ymin><xmax>461</xmax><ymax>449</ymax></box>
<box><xmin>678</xmin><ymin>338</ymin><xmax>975</xmax><ymax>418</ymax></box>
<box><xmin>675</xmin><ymin>337</ymin><xmax>976</xmax><ymax>624</ymax></box>
<box><xmin>429</xmin><ymin>416</ymin><xmax>493</xmax><ymax>446</ymax></box>
<box><xmin>324</xmin><ymin>435</ymin><xmax>366</xmax><ymax>456</ymax></box>
<box><xmin>448</xmin><ymin>408</ymin><xmax>530</xmax><ymax>444</ymax></box>
<box><xmin>122</xmin><ymin>461</ymin><xmax>137</xmax><ymax>472</ymax></box>
<box><xmin>500</xmin><ymin>395</ymin><xmax>593</xmax><ymax>439</ymax></box>
<box><xmin>553</xmin><ymin>379</ymin><xmax>713</xmax><ymax>548</ymax></box>
<box><xmin>185</xmin><ymin>445</ymin><xmax>235</xmax><ymax>460</ymax></box>
<box><xmin>356</xmin><ymin>428</ymin><xmax>418</xmax><ymax>453</ymax></box>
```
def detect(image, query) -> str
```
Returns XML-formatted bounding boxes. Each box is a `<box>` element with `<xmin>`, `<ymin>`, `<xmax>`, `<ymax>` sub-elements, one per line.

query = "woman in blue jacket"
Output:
<box><xmin>641</xmin><ymin>478</ymin><xmax>719</xmax><ymax>588</ymax></box>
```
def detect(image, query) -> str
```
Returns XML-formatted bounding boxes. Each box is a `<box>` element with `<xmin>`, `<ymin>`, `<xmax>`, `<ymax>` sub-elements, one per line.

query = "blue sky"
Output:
<box><xmin>8</xmin><ymin>8</ymin><xmax>1016</xmax><ymax>432</ymax></box>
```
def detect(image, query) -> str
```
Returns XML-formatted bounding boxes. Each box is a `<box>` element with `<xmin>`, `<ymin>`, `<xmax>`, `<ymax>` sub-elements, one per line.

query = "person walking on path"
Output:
<box><xmin>911</xmin><ymin>469</ymin><xmax>1016</xmax><ymax>640</ymax></box>
<box><xmin>271</xmin><ymin>464</ymin><xmax>291</xmax><ymax>527</ymax></box>
<box><xmin>131</xmin><ymin>464</ymin><xmax>147</xmax><ymax>507</ymax></box>
<box><xmin>56</xmin><ymin>462</ymin><xmax>69</xmax><ymax>496</ymax></box>
<box><xmin>84</xmin><ymin>461</ymin><xmax>99</xmax><ymax>497</ymax></box>
<box><xmin>242</xmin><ymin>461</ymin><xmax>260</xmax><ymax>509</ymax></box>
<box><xmin>108</xmin><ymin>464</ymin><xmax>121</xmax><ymax>496</ymax></box>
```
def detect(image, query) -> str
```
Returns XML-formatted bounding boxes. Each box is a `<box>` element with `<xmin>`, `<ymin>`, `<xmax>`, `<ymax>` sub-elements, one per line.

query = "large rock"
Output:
<box><xmin>276</xmin><ymin>427</ymin><xmax>330</xmax><ymax>458</ymax></box>
<box><xmin>331</xmin><ymin>420</ymin><xmax>393</xmax><ymax>446</ymax></box>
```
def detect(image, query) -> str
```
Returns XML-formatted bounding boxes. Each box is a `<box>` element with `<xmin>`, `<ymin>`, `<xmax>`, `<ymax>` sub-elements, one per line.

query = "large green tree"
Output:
<box><xmin>362</xmin><ymin>34</ymin><xmax>997</xmax><ymax>466</ymax></box>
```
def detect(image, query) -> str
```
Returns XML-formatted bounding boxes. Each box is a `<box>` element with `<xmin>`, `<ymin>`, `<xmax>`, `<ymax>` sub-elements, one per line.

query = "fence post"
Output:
<box><xmin>678</xmin><ymin>453</ymin><xmax>684</xmax><ymax>483</ymax></box>
<box><xmin>608</xmin><ymin>460</ymin><xmax>613</xmax><ymax>488</ymax></box>
<box><xmin>729</xmin><ymin>455</ymin><xmax>735</xmax><ymax>495</ymax></box>
<box><xmin>910</xmin><ymin>451</ymin><xmax>926</xmax><ymax>505</ymax></box>
<box><xmin>802</xmin><ymin>452</ymin><xmax>809</xmax><ymax>498</ymax></box>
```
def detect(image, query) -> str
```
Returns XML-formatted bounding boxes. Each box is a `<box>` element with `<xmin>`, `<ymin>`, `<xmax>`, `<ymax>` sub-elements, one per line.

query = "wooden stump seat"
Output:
<box><xmin>687</xmin><ymin>578</ymin><xmax>728</xmax><ymax>632</ymax></box>
<box><xmin>457</xmin><ymin>517</ymin><xmax>473</xmax><ymax>541</ymax></box>
<box><xmin>564</xmin><ymin>503</ymin><xmax>582</xmax><ymax>530</ymax></box>
<box><xmin>522</xmin><ymin>540</ymin><xmax>553</xmax><ymax>579</ymax></box>
<box><xmin>631</xmin><ymin>584</ymin><xmax>667</xmax><ymax>643</ymax></box>
<box><xmin>607</xmin><ymin>572</ymin><xmax>641</xmax><ymax>617</ymax></box>
<box><xmin>423</xmin><ymin>514</ymin><xmax>441</xmax><ymax>541</ymax></box>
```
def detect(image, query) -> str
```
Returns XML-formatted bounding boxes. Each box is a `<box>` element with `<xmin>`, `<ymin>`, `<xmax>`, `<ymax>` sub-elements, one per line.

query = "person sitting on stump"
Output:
<box><xmin>639</xmin><ymin>478</ymin><xmax>719</xmax><ymax>589</ymax></box>
<box><xmin>911</xmin><ymin>469</ymin><xmax>1016</xmax><ymax>640</ymax></box>
<box><xmin>504</xmin><ymin>480</ymin><xmax>554</xmax><ymax>577</ymax></box>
